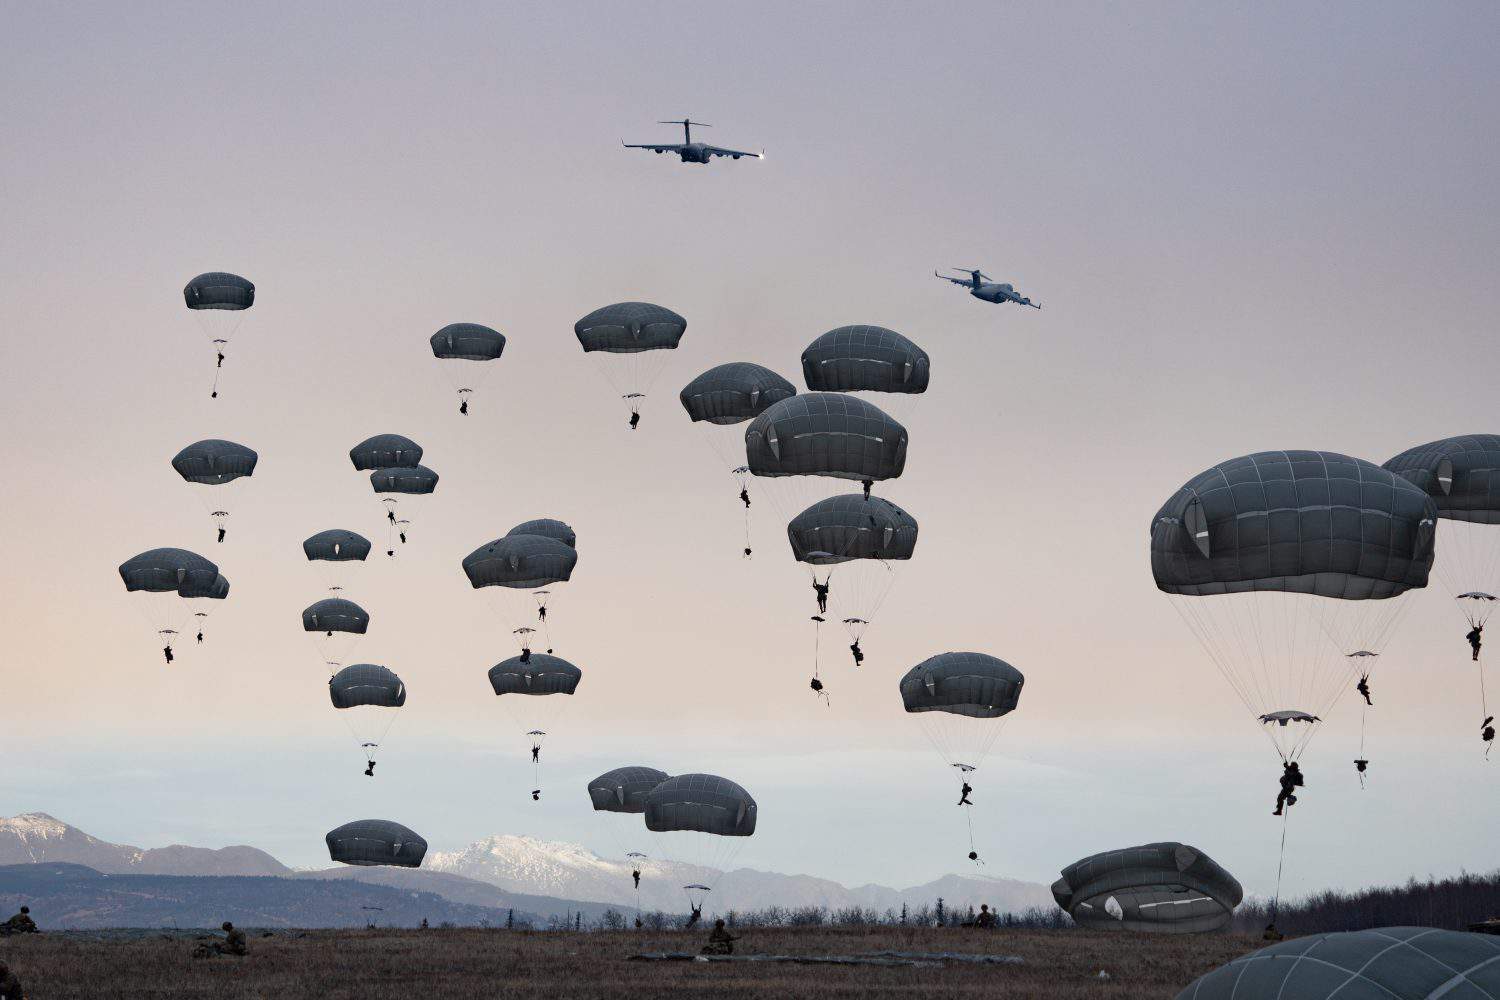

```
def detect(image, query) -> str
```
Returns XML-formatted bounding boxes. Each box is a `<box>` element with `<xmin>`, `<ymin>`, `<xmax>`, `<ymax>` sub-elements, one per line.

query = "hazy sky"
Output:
<box><xmin>4</xmin><ymin>2</ymin><xmax>1500</xmax><ymax>902</ymax></box>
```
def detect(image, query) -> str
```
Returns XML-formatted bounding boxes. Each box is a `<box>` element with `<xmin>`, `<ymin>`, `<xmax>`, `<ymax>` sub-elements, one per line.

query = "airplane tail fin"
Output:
<box><xmin>660</xmin><ymin>119</ymin><xmax>712</xmax><ymax>144</ymax></box>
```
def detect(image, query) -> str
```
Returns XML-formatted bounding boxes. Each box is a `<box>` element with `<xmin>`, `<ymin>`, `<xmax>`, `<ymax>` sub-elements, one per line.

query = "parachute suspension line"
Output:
<box><xmin>1270</xmin><ymin>808</ymin><xmax>1290</xmax><ymax>928</ymax></box>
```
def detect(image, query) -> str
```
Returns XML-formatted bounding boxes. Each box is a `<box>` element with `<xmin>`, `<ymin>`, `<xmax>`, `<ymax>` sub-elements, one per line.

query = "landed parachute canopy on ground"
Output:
<box><xmin>588</xmin><ymin>766</ymin><xmax>672</xmax><ymax>813</ymax></box>
<box><xmin>369</xmin><ymin>466</ymin><xmax>438</xmax><ymax>494</ymax></box>
<box><xmin>464</xmin><ymin>535</ymin><xmax>577</xmax><ymax>589</ymax></box>
<box><xmin>1151</xmin><ymin>450</ymin><xmax>1437</xmax><ymax>599</ymax></box>
<box><xmin>680</xmin><ymin>363</ymin><xmax>798</xmax><ymax>425</ymax></box>
<box><xmin>118</xmin><ymin>548</ymin><xmax>220</xmax><ymax>594</ymax></box>
<box><xmin>302</xmin><ymin>598</ymin><xmax>370</xmax><ymax>635</ymax></box>
<box><xmin>506</xmin><ymin>519</ymin><xmax>577</xmax><ymax>550</ymax></box>
<box><xmin>575</xmin><ymin>302</ymin><xmax>686</xmax><ymax>353</ymax></box>
<box><xmin>1054</xmin><ymin>842</ymin><xmax>1243</xmax><ymax>934</ymax></box>
<box><xmin>788</xmin><ymin>494</ymin><xmax>918</xmax><ymax>564</ymax></box>
<box><xmin>745</xmin><ymin>393</ymin><xmax>907</xmax><ymax>482</ymax></box>
<box><xmin>1383</xmin><ymin>434</ymin><xmax>1500</xmax><ymax>524</ymax></box>
<box><xmin>178</xmin><ymin>573</ymin><xmax>229</xmax><ymax>600</ymax></box>
<box><xmin>325</xmin><ymin>819</ymin><xmax>426</xmax><ymax>868</ymax></box>
<box><xmin>645</xmin><ymin>773</ymin><xmax>757</xmax><ymax>836</ymax></box>
<box><xmin>900</xmin><ymin>652</ymin><xmax>1024</xmax><ymax>718</ymax></box>
<box><xmin>171</xmin><ymin>439</ymin><xmax>259</xmax><ymax>484</ymax></box>
<box><xmin>303</xmin><ymin>529</ymin><xmax>372</xmax><ymax>562</ymax></box>
<box><xmin>183</xmin><ymin>272</ymin><xmax>254</xmax><ymax>310</ymax></box>
<box><xmin>1176</xmin><ymin>926</ymin><xmax>1500</xmax><ymax>998</ymax></box>
<box><xmin>349</xmin><ymin>434</ymin><xmax>424</xmax><ymax>471</ymax></box>
<box><xmin>800</xmin><ymin>325</ymin><xmax>930</xmax><ymax>395</ymax></box>
<box><xmin>488</xmin><ymin>654</ymin><xmax>582</xmax><ymax>696</ymax></box>
<box><xmin>329</xmin><ymin>663</ymin><xmax>406</xmax><ymax>709</ymax></box>
<box><xmin>430</xmin><ymin>322</ymin><xmax>506</xmax><ymax>361</ymax></box>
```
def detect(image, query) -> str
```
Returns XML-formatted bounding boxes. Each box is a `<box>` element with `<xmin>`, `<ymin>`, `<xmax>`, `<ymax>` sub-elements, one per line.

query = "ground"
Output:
<box><xmin>0</xmin><ymin>925</ymin><xmax>1261</xmax><ymax>999</ymax></box>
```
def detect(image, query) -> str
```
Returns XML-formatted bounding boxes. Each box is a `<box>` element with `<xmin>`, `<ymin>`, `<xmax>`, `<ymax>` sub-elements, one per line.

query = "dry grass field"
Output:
<box><xmin>0</xmin><ymin>924</ymin><xmax>1260</xmax><ymax>999</ymax></box>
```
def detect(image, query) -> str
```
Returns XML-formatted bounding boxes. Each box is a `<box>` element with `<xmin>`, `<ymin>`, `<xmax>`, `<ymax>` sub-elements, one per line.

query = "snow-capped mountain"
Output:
<box><xmin>0</xmin><ymin>813</ymin><xmax>288</xmax><ymax>876</ymax></box>
<box><xmin>425</xmin><ymin>834</ymin><xmax>1053</xmax><ymax>915</ymax></box>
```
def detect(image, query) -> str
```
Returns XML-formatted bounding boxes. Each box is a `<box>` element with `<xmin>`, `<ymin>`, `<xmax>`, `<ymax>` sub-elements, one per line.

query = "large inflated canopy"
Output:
<box><xmin>119</xmin><ymin>548</ymin><xmax>220</xmax><ymax>594</ymax></box>
<box><xmin>1151</xmin><ymin>451</ymin><xmax>1436</xmax><ymax>599</ymax></box>
<box><xmin>303</xmin><ymin>529</ymin><xmax>372</xmax><ymax>562</ymax></box>
<box><xmin>348</xmin><ymin>434</ymin><xmax>423</xmax><ymax>471</ymax></box>
<box><xmin>430</xmin><ymin>323</ymin><xmax>506</xmax><ymax>361</ymax></box>
<box><xmin>463</xmin><ymin>535</ymin><xmax>578</xmax><ymax>589</ymax></box>
<box><xmin>325</xmin><ymin>819</ymin><xmax>426</xmax><ymax>868</ymax></box>
<box><xmin>1383</xmin><ymin>434</ymin><xmax>1500</xmax><ymax>524</ymax></box>
<box><xmin>370</xmin><ymin>466</ymin><xmax>438</xmax><ymax>494</ymax></box>
<box><xmin>745</xmin><ymin>393</ymin><xmax>907</xmax><ymax>482</ymax></box>
<box><xmin>588</xmin><ymin>766</ymin><xmax>671</xmax><ymax>814</ymax></box>
<box><xmin>183</xmin><ymin>272</ymin><xmax>254</xmax><ymax>310</ymax></box>
<box><xmin>645</xmin><ymin>773</ymin><xmax>757</xmax><ymax>837</ymax></box>
<box><xmin>1053</xmin><ymin>842</ymin><xmax>1242</xmax><ymax>934</ymax></box>
<box><xmin>788</xmin><ymin>494</ymin><xmax>918</xmax><ymax>564</ymax></box>
<box><xmin>302</xmin><ymin>598</ymin><xmax>369</xmax><ymax>635</ymax></box>
<box><xmin>179</xmin><ymin>574</ymin><xmax>230</xmax><ymax>600</ymax></box>
<box><xmin>801</xmin><ymin>326</ymin><xmax>930</xmax><ymax>395</ymax></box>
<box><xmin>1177</xmin><ymin>926</ymin><xmax>1500</xmax><ymax>998</ymax></box>
<box><xmin>680</xmin><ymin>363</ymin><xmax>798</xmax><ymax>425</ymax></box>
<box><xmin>506</xmin><ymin>519</ymin><xmax>577</xmax><ymax>550</ymax></box>
<box><xmin>900</xmin><ymin>652</ymin><xmax>1024</xmax><ymax>718</ymax></box>
<box><xmin>329</xmin><ymin>663</ymin><xmax>406</xmax><ymax>709</ymax></box>
<box><xmin>488</xmin><ymin>654</ymin><xmax>582</xmax><ymax>696</ymax></box>
<box><xmin>575</xmin><ymin>302</ymin><xmax>686</xmax><ymax>354</ymax></box>
<box><xmin>171</xmin><ymin>439</ymin><xmax>259</xmax><ymax>484</ymax></box>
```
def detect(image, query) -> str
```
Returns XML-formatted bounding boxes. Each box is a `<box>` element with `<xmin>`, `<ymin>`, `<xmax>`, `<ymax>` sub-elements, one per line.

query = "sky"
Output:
<box><xmin>4</xmin><ymin>2</ymin><xmax>1500</xmax><ymax>902</ymax></box>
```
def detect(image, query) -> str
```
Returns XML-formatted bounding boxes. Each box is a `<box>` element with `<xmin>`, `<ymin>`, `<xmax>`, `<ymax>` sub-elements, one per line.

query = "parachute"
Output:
<box><xmin>183</xmin><ymin>271</ymin><xmax>253</xmax><ymax>398</ymax></box>
<box><xmin>325</xmin><ymin>819</ymin><xmax>427</xmax><ymax>868</ymax></box>
<box><xmin>588</xmin><ymin>765</ymin><xmax>671</xmax><ymax>893</ymax></box>
<box><xmin>680</xmin><ymin>362</ymin><xmax>797</xmax><ymax>556</ymax></box>
<box><xmin>1051</xmin><ymin>842</ymin><xmax>1243</xmax><ymax>933</ymax></box>
<box><xmin>430</xmin><ymin>322</ymin><xmax>506</xmax><ymax>415</ymax></box>
<box><xmin>302</xmin><ymin>529</ymin><xmax>371</xmax><ymax>596</ymax></box>
<box><xmin>369</xmin><ymin>465</ymin><xmax>438</xmax><ymax>556</ymax></box>
<box><xmin>171</xmin><ymin>439</ymin><xmax>258</xmax><ymax>543</ymax></box>
<box><xmin>179</xmin><ymin>573</ymin><xmax>229</xmax><ymax>646</ymax></box>
<box><xmin>349</xmin><ymin>434</ymin><xmax>424</xmax><ymax>471</ymax></box>
<box><xmin>489</xmin><ymin>653</ymin><xmax>582</xmax><ymax>794</ymax></box>
<box><xmin>329</xmin><ymin>663</ymin><xmax>405</xmax><ymax>772</ymax></box>
<box><xmin>464</xmin><ymin>534</ymin><xmax>578</xmax><ymax>654</ymax></box>
<box><xmin>302</xmin><ymin>598</ymin><xmax>370</xmax><ymax>672</ymax></box>
<box><xmin>800</xmin><ymin>325</ymin><xmax>929</xmax><ymax>422</ymax></box>
<box><xmin>506</xmin><ymin>519</ymin><xmax>578</xmax><ymax>549</ymax></box>
<box><xmin>575</xmin><ymin>302</ymin><xmax>686</xmax><ymax>425</ymax></box>
<box><xmin>644</xmin><ymin>773</ymin><xmax>757</xmax><ymax>914</ymax></box>
<box><xmin>118</xmin><ymin>548</ymin><xmax>220</xmax><ymax>658</ymax></box>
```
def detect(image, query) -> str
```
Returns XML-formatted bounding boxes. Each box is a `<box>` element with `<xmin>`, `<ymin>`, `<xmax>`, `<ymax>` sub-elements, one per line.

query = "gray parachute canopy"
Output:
<box><xmin>430</xmin><ymin>322</ymin><xmax>506</xmax><ymax>361</ymax></box>
<box><xmin>900</xmin><ymin>652</ymin><xmax>1024</xmax><ymax>719</ymax></box>
<box><xmin>183</xmin><ymin>272</ymin><xmax>254</xmax><ymax>310</ymax></box>
<box><xmin>179</xmin><ymin>573</ymin><xmax>230</xmax><ymax>600</ymax></box>
<box><xmin>325</xmin><ymin>819</ymin><xmax>427</xmax><ymax>868</ymax></box>
<box><xmin>171</xmin><ymin>439</ymin><xmax>259</xmax><ymax>484</ymax></box>
<box><xmin>348</xmin><ymin>434</ymin><xmax>424</xmax><ymax>471</ymax></box>
<box><xmin>1383</xmin><ymin>434</ymin><xmax>1500</xmax><ymax>524</ymax></box>
<box><xmin>329</xmin><ymin>663</ymin><xmax>406</xmax><ymax>709</ymax></box>
<box><xmin>118</xmin><ymin>548</ymin><xmax>220</xmax><ymax>594</ymax></box>
<box><xmin>463</xmin><ymin>535</ymin><xmax>577</xmax><ymax>589</ymax></box>
<box><xmin>506</xmin><ymin>519</ymin><xmax>577</xmax><ymax>549</ymax></box>
<box><xmin>1177</xmin><ymin>926</ymin><xmax>1500</xmax><ymax>998</ymax></box>
<box><xmin>575</xmin><ymin>302</ymin><xmax>686</xmax><ymax>354</ymax></box>
<box><xmin>588</xmin><ymin>766</ymin><xmax>672</xmax><ymax>814</ymax></box>
<box><xmin>680</xmin><ymin>363</ymin><xmax>798</xmax><ymax>425</ymax></box>
<box><xmin>745</xmin><ymin>393</ymin><xmax>908</xmax><ymax>482</ymax></box>
<box><xmin>787</xmin><ymin>494</ymin><xmax>918</xmax><ymax>564</ymax></box>
<box><xmin>369</xmin><ymin>466</ymin><xmax>438</xmax><ymax>494</ymax></box>
<box><xmin>303</xmin><ymin>529</ymin><xmax>372</xmax><ymax>562</ymax></box>
<box><xmin>302</xmin><ymin>598</ymin><xmax>369</xmax><ymax>635</ymax></box>
<box><xmin>644</xmin><ymin>773</ymin><xmax>757</xmax><ymax>837</ymax></box>
<box><xmin>801</xmin><ymin>325</ymin><xmax>930</xmax><ymax>395</ymax></box>
<box><xmin>1151</xmin><ymin>451</ymin><xmax>1437</xmax><ymax>599</ymax></box>
<box><xmin>1054</xmin><ymin>842</ymin><xmax>1243</xmax><ymax>935</ymax></box>
<box><xmin>488</xmin><ymin>654</ymin><xmax>582</xmax><ymax>696</ymax></box>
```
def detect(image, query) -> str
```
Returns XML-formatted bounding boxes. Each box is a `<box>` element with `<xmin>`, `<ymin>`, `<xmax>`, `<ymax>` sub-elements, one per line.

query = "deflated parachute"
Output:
<box><xmin>1052</xmin><ymin>842</ymin><xmax>1243</xmax><ymax>933</ymax></box>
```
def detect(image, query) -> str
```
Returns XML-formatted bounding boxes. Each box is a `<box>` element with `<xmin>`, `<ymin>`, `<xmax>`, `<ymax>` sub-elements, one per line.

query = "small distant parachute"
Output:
<box><xmin>303</xmin><ymin>529</ymin><xmax>371</xmax><ymax>595</ymax></box>
<box><xmin>589</xmin><ymin>767</ymin><xmax>671</xmax><ymax>874</ymax></box>
<box><xmin>464</xmin><ymin>534</ymin><xmax>578</xmax><ymax>650</ymax></box>
<box><xmin>171</xmin><ymin>439</ymin><xmax>259</xmax><ymax>543</ymax></box>
<box><xmin>325</xmin><ymin>819</ymin><xmax>427</xmax><ymax>868</ymax></box>
<box><xmin>179</xmin><ymin>573</ymin><xmax>229</xmax><ymax>645</ymax></box>
<box><xmin>789</xmin><ymin>494</ymin><xmax>917</xmax><ymax>651</ymax></box>
<box><xmin>506</xmin><ymin>519</ymin><xmax>578</xmax><ymax>550</ymax></box>
<box><xmin>368</xmin><ymin>464</ymin><xmax>438</xmax><ymax>555</ymax></box>
<box><xmin>183</xmin><ymin>271</ymin><xmax>254</xmax><ymax>398</ymax></box>
<box><xmin>575</xmin><ymin>302</ymin><xmax>686</xmax><ymax>426</ymax></box>
<box><xmin>329</xmin><ymin>663</ymin><xmax>405</xmax><ymax>772</ymax></box>
<box><xmin>349</xmin><ymin>434</ymin><xmax>424</xmax><ymax>471</ymax></box>
<box><xmin>430</xmin><ymin>322</ymin><xmax>506</xmax><ymax>415</ymax></box>
<box><xmin>643</xmin><ymin>773</ymin><xmax>756</xmax><ymax>913</ymax></box>
<box><xmin>302</xmin><ymin>598</ymin><xmax>370</xmax><ymax>670</ymax></box>
<box><xmin>118</xmin><ymin>548</ymin><xmax>220</xmax><ymax>657</ymax></box>
<box><xmin>489</xmin><ymin>653</ymin><xmax>582</xmax><ymax>793</ymax></box>
<box><xmin>1052</xmin><ymin>842</ymin><xmax>1243</xmax><ymax>933</ymax></box>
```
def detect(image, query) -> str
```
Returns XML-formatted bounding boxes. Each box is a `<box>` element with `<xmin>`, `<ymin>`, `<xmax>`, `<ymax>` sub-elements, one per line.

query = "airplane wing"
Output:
<box><xmin>623</xmin><ymin>142</ymin><xmax>684</xmax><ymax>153</ymax></box>
<box><xmin>703</xmin><ymin>145</ymin><xmax>761</xmax><ymax>160</ymax></box>
<box><xmin>934</xmin><ymin>270</ymin><xmax>972</xmax><ymax>286</ymax></box>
